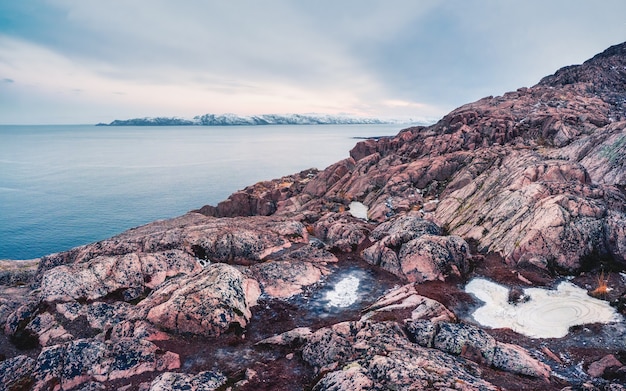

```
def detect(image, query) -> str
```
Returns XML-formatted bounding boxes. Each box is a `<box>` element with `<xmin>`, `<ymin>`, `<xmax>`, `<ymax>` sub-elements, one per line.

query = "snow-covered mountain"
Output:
<box><xmin>96</xmin><ymin>113</ymin><xmax>418</xmax><ymax>126</ymax></box>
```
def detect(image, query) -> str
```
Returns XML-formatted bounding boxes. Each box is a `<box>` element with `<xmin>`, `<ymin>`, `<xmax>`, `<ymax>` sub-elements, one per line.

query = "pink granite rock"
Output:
<box><xmin>587</xmin><ymin>354</ymin><xmax>623</xmax><ymax>378</ymax></box>
<box><xmin>301</xmin><ymin>321</ymin><xmax>499</xmax><ymax>390</ymax></box>
<box><xmin>247</xmin><ymin>260</ymin><xmax>330</xmax><ymax>298</ymax></box>
<box><xmin>406</xmin><ymin>320</ymin><xmax>551</xmax><ymax>379</ymax></box>
<box><xmin>363</xmin><ymin>217</ymin><xmax>471</xmax><ymax>283</ymax></box>
<box><xmin>361</xmin><ymin>283</ymin><xmax>456</xmax><ymax>323</ymax></box>
<box><xmin>31</xmin><ymin>338</ymin><xmax>179</xmax><ymax>391</ymax></box>
<box><xmin>39</xmin><ymin>250</ymin><xmax>201</xmax><ymax>303</ymax></box>
<box><xmin>142</xmin><ymin>263</ymin><xmax>253</xmax><ymax>337</ymax></box>
<box><xmin>312</xmin><ymin>212</ymin><xmax>370</xmax><ymax>252</ymax></box>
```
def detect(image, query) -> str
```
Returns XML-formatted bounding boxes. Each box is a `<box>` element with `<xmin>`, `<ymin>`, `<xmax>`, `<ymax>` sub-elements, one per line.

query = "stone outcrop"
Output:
<box><xmin>195</xmin><ymin>169</ymin><xmax>319</xmax><ymax>218</ymax></box>
<box><xmin>141</xmin><ymin>263</ymin><xmax>253</xmax><ymax>336</ymax></box>
<box><xmin>362</xmin><ymin>213</ymin><xmax>471</xmax><ymax>282</ymax></box>
<box><xmin>10</xmin><ymin>338</ymin><xmax>180</xmax><ymax>391</ymax></box>
<box><xmin>406</xmin><ymin>320</ymin><xmax>551</xmax><ymax>379</ymax></box>
<box><xmin>299</xmin><ymin>320</ymin><xmax>551</xmax><ymax>390</ymax></box>
<box><xmin>269</xmin><ymin>42</ymin><xmax>626</xmax><ymax>273</ymax></box>
<box><xmin>361</xmin><ymin>283</ymin><xmax>456</xmax><ymax>322</ymax></box>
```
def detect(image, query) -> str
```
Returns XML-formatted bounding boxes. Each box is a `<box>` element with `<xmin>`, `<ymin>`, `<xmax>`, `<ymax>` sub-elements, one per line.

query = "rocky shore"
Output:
<box><xmin>2</xmin><ymin>42</ymin><xmax>626</xmax><ymax>390</ymax></box>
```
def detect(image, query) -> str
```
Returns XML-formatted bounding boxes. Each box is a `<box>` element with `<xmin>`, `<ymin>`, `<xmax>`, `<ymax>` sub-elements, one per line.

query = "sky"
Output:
<box><xmin>0</xmin><ymin>1</ymin><xmax>625</xmax><ymax>125</ymax></box>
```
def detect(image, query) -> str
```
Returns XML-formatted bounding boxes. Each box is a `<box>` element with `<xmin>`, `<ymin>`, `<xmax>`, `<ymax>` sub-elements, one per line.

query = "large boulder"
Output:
<box><xmin>247</xmin><ymin>259</ymin><xmax>330</xmax><ymax>299</ymax></box>
<box><xmin>363</xmin><ymin>214</ymin><xmax>471</xmax><ymax>283</ymax></box>
<box><xmin>37</xmin><ymin>214</ymin><xmax>309</xmax><ymax>276</ymax></box>
<box><xmin>141</xmin><ymin>263</ymin><xmax>255</xmax><ymax>337</ymax></box>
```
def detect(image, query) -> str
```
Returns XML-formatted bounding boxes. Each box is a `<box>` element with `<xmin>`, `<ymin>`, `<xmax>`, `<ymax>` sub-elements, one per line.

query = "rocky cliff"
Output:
<box><xmin>2</xmin><ymin>43</ymin><xmax>626</xmax><ymax>390</ymax></box>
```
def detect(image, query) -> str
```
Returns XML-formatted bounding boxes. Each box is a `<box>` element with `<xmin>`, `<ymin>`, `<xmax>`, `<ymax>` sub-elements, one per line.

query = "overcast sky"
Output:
<box><xmin>0</xmin><ymin>1</ymin><xmax>625</xmax><ymax>124</ymax></box>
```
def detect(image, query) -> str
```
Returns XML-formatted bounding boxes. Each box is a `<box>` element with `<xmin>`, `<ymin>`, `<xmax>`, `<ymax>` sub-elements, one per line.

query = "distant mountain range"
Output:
<box><xmin>96</xmin><ymin>113</ymin><xmax>424</xmax><ymax>126</ymax></box>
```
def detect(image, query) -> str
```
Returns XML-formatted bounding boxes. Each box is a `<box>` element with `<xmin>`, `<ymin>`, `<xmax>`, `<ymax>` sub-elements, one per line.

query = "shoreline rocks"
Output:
<box><xmin>2</xmin><ymin>41</ymin><xmax>626</xmax><ymax>390</ymax></box>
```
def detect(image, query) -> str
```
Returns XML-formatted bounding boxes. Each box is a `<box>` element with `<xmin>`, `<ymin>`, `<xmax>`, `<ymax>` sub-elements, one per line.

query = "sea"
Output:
<box><xmin>0</xmin><ymin>124</ymin><xmax>406</xmax><ymax>260</ymax></box>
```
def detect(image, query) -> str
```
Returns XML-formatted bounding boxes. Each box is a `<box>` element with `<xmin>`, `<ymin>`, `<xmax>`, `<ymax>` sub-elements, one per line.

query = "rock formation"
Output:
<box><xmin>2</xmin><ymin>42</ymin><xmax>626</xmax><ymax>390</ymax></box>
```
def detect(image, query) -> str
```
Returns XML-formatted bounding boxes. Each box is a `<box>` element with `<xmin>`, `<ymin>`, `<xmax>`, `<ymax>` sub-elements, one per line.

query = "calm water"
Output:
<box><xmin>0</xmin><ymin>124</ymin><xmax>403</xmax><ymax>259</ymax></box>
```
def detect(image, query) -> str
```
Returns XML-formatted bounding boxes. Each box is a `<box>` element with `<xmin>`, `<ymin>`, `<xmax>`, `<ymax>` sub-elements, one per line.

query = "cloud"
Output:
<box><xmin>0</xmin><ymin>0</ymin><xmax>625</xmax><ymax>124</ymax></box>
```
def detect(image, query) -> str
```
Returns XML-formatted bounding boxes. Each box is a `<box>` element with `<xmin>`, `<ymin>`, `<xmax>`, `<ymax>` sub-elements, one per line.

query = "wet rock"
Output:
<box><xmin>141</xmin><ymin>263</ymin><xmax>253</xmax><ymax>337</ymax></box>
<box><xmin>241</xmin><ymin>243</ymin><xmax>337</xmax><ymax>299</ymax></box>
<box><xmin>40</xmin><ymin>250</ymin><xmax>202</xmax><ymax>303</ymax></box>
<box><xmin>0</xmin><ymin>355</ymin><xmax>36</xmax><ymax>391</ymax></box>
<box><xmin>148</xmin><ymin>371</ymin><xmax>227</xmax><ymax>391</ymax></box>
<box><xmin>508</xmin><ymin>287</ymin><xmax>529</xmax><ymax>304</ymax></box>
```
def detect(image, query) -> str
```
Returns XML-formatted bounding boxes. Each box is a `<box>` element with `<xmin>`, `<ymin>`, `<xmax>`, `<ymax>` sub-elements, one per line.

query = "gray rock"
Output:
<box><xmin>0</xmin><ymin>355</ymin><xmax>36</xmax><ymax>391</ymax></box>
<box><xmin>301</xmin><ymin>321</ymin><xmax>498</xmax><ymax>390</ymax></box>
<box><xmin>149</xmin><ymin>371</ymin><xmax>227</xmax><ymax>391</ymax></box>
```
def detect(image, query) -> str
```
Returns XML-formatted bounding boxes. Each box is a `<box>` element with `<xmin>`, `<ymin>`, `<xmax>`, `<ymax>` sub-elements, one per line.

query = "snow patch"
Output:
<box><xmin>465</xmin><ymin>278</ymin><xmax>621</xmax><ymax>339</ymax></box>
<box><xmin>348</xmin><ymin>201</ymin><xmax>368</xmax><ymax>220</ymax></box>
<box><xmin>325</xmin><ymin>275</ymin><xmax>360</xmax><ymax>308</ymax></box>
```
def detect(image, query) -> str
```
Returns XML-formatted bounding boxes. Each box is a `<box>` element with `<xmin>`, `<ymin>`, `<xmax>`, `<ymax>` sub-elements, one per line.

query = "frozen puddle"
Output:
<box><xmin>348</xmin><ymin>201</ymin><xmax>368</xmax><ymax>220</ymax></box>
<box><xmin>465</xmin><ymin>278</ymin><xmax>622</xmax><ymax>338</ymax></box>
<box><xmin>325</xmin><ymin>275</ymin><xmax>360</xmax><ymax>308</ymax></box>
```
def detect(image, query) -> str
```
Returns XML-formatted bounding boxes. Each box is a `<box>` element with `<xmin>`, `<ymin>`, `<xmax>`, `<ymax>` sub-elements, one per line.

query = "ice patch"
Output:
<box><xmin>348</xmin><ymin>201</ymin><xmax>368</xmax><ymax>220</ymax></box>
<box><xmin>465</xmin><ymin>278</ymin><xmax>621</xmax><ymax>339</ymax></box>
<box><xmin>325</xmin><ymin>275</ymin><xmax>360</xmax><ymax>308</ymax></box>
